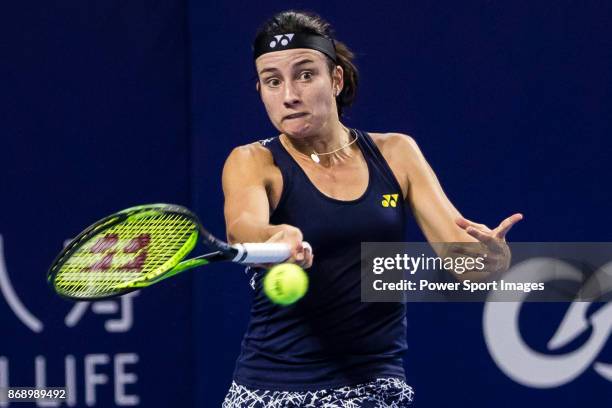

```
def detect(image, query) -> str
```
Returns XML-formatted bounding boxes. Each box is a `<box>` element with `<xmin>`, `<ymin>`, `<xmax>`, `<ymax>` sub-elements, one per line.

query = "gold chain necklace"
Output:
<box><xmin>281</xmin><ymin>128</ymin><xmax>358</xmax><ymax>164</ymax></box>
<box><xmin>310</xmin><ymin>128</ymin><xmax>358</xmax><ymax>163</ymax></box>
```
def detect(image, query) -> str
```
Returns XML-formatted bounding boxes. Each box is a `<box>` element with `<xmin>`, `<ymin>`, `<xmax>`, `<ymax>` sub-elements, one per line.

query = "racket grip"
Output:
<box><xmin>232</xmin><ymin>242</ymin><xmax>312</xmax><ymax>264</ymax></box>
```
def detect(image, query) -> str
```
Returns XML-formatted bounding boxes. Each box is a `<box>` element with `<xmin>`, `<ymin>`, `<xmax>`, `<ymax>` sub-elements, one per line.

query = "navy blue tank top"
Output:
<box><xmin>233</xmin><ymin>129</ymin><xmax>408</xmax><ymax>391</ymax></box>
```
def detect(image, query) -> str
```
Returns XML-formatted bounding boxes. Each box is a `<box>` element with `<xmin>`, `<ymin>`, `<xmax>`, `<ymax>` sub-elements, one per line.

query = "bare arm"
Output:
<box><xmin>222</xmin><ymin>143</ymin><xmax>312</xmax><ymax>267</ymax></box>
<box><xmin>397</xmin><ymin>134</ymin><xmax>521</xmax><ymax>243</ymax></box>
<box><xmin>383</xmin><ymin>133</ymin><xmax>475</xmax><ymax>243</ymax></box>
<box><xmin>382</xmin><ymin>133</ymin><xmax>522</xmax><ymax>276</ymax></box>
<box><xmin>222</xmin><ymin>144</ymin><xmax>275</xmax><ymax>243</ymax></box>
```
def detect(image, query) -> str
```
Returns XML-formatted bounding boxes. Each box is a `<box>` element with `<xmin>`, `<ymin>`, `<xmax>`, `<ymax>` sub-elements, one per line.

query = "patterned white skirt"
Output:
<box><xmin>222</xmin><ymin>377</ymin><xmax>414</xmax><ymax>407</ymax></box>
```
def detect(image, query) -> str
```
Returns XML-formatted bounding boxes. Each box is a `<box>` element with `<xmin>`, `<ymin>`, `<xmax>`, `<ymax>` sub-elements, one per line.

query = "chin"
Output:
<box><xmin>282</xmin><ymin>123</ymin><xmax>314</xmax><ymax>139</ymax></box>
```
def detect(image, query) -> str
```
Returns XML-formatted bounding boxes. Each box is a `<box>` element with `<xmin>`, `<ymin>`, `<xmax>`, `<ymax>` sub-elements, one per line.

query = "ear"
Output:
<box><xmin>332</xmin><ymin>65</ymin><xmax>344</xmax><ymax>94</ymax></box>
<box><xmin>255</xmin><ymin>81</ymin><xmax>261</xmax><ymax>93</ymax></box>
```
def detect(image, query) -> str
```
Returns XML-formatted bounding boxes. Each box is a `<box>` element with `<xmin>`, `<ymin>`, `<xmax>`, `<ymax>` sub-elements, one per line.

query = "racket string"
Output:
<box><xmin>55</xmin><ymin>212</ymin><xmax>198</xmax><ymax>297</ymax></box>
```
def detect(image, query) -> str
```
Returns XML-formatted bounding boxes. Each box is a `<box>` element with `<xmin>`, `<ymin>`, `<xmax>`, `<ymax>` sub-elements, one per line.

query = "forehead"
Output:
<box><xmin>255</xmin><ymin>49</ymin><xmax>327</xmax><ymax>74</ymax></box>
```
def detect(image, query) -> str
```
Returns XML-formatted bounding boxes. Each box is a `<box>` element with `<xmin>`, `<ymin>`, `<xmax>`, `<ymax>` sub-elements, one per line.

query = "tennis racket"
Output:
<box><xmin>48</xmin><ymin>203</ymin><xmax>307</xmax><ymax>300</ymax></box>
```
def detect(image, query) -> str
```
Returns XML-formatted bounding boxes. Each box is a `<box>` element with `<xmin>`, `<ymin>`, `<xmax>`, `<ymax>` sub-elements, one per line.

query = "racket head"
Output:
<box><xmin>48</xmin><ymin>204</ymin><xmax>201</xmax><ymax>300</ymax></box>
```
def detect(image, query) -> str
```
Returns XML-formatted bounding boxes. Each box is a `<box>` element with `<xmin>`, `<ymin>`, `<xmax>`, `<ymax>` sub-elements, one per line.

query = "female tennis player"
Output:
<box><xmin>221</xmin><ymin>10</ymin><xmax>522</xmax><ymax>407</ymax></box>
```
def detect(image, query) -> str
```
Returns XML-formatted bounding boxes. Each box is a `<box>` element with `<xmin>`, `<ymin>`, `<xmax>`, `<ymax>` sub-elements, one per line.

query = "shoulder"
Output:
<box><xmin>225</xmin><ymin>139</ymin><xmax>276</xmax><ymax>168</ymax></box>
<box><xmin>223</xmin><ymin>139</ymin><xmax>280</xmax><ymax>188</ymax></box>
<box><xmin>368</xmin><ymin>132</ymin><xmax>422</xmax><ymax>164</ymax></box>
<box><xmin>364</xmin><ymin>132</ymin><xmax>423</xmax><ymax>197</ymax></box>
<box><xmin>369</xmin><ymin>132</ymin><xmax>417</xmax><ymax>148</ymax></box>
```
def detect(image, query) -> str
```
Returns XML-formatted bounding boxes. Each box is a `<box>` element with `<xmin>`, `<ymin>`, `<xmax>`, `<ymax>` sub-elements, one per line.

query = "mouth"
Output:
<box><xmin>283</xmin><ymin>112</ymin><xmax>308</xmax><ymax>121</ymax></box>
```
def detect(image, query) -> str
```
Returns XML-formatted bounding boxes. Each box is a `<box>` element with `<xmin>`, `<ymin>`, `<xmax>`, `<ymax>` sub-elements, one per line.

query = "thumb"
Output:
<box><xmin>294</xmin><ymin>242</ymin><xmax>304</xmax><ymax>261</ymax></box>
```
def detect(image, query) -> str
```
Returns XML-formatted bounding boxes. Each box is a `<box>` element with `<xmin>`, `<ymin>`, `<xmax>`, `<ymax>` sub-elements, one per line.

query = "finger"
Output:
<box><xmin>291</xmin><ymin>256</ymin><xmax>310</xmax><ymax>269</ymax></box>
<box><xmin>494</xmin><ymin>213</ymin><xmax>524</xmax><ymax>239</ymax></box>
<box><xmin>300</xmin><ymin>244</ymin><xmax>313</xmax><ymax>268</ymax></box>
<box><xmin>292</xmin><ymin>241</ymin><xmax>305</xmax><ymax>261</ymax></box>
<box><xmin>456</xmin><ymin>217</ymin><xmax>491</xmax><ymax>232</ymax></box>
<box><xmin>302</xmin><ymin>251</ymin><xmax>314</xmax><ymax>269</ymax></box>
<box><xmin>302</xmin><ymin>242</ymin><xmax>312</xmax><ymax>256</ymax></box>
<box><xmin>466</xmin><ymin>226</ymin><xmax>496</xmax><ymax>245</ymax></box>
<box><xmin>445</xmin><ymin>243</ymin><xmax>484</xmax><ymax>257</ymax></box>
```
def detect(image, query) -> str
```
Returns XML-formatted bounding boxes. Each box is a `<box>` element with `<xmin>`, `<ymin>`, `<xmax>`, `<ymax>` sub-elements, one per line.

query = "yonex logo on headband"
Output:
<box><xmin>253</xmin><ymin>32</ymin><xmax>337</xmax><ymax>62</ymax></box>
<box><xmin>269</xmin><ymin>34</ymin><xmax>295</xmax><ymax>48</ymax></box>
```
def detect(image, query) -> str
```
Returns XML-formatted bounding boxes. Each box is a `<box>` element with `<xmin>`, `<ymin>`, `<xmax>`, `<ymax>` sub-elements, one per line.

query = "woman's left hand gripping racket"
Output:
<box><xmin>48</xmin><ymin>204</ymin><xmax>308</xmax><ymax>300</ymax></box>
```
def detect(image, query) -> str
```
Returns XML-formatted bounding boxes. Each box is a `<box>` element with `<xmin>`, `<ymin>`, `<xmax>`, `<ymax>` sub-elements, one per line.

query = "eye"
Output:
<box><xmin>299</xmin><ymin>71</ymin><xmax>313</xmax><ymax>81</ymax></box>
<box><xmin>265</xmin><ymin>78</ymin><xmax>281</xmax><ymax>88</ymax></box>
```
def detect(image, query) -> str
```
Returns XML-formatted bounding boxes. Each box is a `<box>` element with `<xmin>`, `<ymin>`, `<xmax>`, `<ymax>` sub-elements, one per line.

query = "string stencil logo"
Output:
<box><xmin>381</xmin><ymin>194</ymin><xmax>399</xmax><ymax>208</ymax></box>
<box><xmin>269</xmin><ymin>34</ymin><xmax>295</xmax><ymax>49</ymax></box>
<box><xmin>85</xmin><ymin>233</ymin><xmax>150</xmax><ymax>272</ymax></box>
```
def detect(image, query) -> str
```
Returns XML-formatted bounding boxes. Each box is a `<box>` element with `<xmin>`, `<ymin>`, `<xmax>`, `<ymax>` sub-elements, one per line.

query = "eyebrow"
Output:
<box><xmin>258</xmin><ymin>59</ymin><xmax>316</xmax><ymax>76</ymax></box>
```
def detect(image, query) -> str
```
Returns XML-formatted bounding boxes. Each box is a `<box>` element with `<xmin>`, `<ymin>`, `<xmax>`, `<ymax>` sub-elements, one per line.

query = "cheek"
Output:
<box><xmin>307</xmin><ymin>87</ymin><xmax>335</xmax><ymax>116</ymax></box>
<box><xmin>261</xmin><ymin>93</ymin><xmax>283</xmax><ymax>119</ymax></box>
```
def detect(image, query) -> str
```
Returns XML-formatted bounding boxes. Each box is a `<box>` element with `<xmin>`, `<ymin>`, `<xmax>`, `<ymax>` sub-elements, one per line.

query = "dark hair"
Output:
<box><xmin>254</xmin><ymin>10</ymin><xmax>359</xmax><ymax>117</ymax></box>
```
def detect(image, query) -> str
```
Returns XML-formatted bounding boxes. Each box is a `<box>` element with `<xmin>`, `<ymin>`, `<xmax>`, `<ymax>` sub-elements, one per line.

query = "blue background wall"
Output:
<box><xmin>2</xmin><ymin>1</ymin><xmax>611</xmax><ymax>406</ymax></box>
<box><xmin>2</xmin><ymin>1</ymin><xmax>194</xmax><ymax>406</ymax></box>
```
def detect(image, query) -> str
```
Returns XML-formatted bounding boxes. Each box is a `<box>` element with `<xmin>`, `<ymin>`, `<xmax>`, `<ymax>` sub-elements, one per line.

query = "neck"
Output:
<box><xmin>281</xmin><ymin>121</ymin><xmax>354</xmax><ymax>164</ymax></box>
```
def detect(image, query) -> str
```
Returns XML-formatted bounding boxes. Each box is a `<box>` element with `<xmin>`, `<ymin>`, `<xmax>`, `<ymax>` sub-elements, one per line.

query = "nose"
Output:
<box><xmin>283</xmin><ymin>81</ymin><xmax>301</xmax><ymax>107</ymax></box>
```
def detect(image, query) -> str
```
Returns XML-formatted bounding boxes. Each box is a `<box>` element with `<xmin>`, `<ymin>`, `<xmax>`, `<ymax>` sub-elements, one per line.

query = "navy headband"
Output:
<box><xmin>253</xmin><ymin>32</ymin><xmax>337</xmax><ymax>63</ymax></box>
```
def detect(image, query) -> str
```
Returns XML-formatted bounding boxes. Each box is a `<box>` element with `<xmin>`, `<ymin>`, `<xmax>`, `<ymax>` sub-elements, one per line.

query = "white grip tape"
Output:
<box><xmin>232</xmin><ymin>242</ymin><xmax>311</xmax><ymax>264</ymax></box>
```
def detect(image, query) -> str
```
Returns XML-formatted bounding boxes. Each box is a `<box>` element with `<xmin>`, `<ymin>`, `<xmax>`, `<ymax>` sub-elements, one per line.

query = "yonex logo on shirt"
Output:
<box><xmin>269</xmin><ymin>34</ymin><xmax>295</xmax><ymax>48</ymax></box>
<box><xmin>381</xmin><ymin>194</ymin><xmax>399</xmax><ymax>208</ymax></box>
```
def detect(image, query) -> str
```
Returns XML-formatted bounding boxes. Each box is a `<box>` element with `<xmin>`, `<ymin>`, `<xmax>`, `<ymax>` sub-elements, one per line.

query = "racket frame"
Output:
<box><xmin>48</xmin><ymin>204</ymin><xmax>235</xmax><ymax>300</ymax></box>
<box><xmin>48</xmin><ymin>203</ymin><xmax>297</xmax><ymax>300</ymax></box>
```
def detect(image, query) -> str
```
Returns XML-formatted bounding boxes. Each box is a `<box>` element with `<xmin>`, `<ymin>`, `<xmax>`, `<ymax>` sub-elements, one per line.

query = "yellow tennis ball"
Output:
<box><xmin>263</xmin><ymin>263</ymin><xmax>309</xmax><ymax>306</ymax></box>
